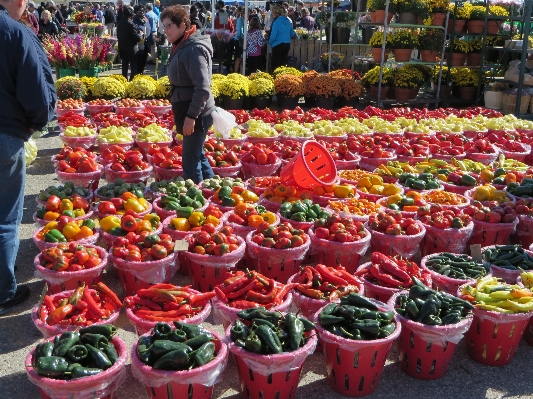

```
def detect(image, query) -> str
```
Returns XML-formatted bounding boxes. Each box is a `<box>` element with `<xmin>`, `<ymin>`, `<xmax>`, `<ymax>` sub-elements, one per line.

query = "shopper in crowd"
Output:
<box><xmin>20</xmin><ymin>4</ymin><xmax>40</xmax><ymax>34</ymax></box>
<box><xmin>268</xmin><ymin>4</ymin><xmax>296</xmax><ymax>71</ymax></box>
<box><xmin>287</xmin><ymin>6</ymin><xmax>296</xmax><ymax>27</ymax></box>
<box><xmin>116</xmin><ymin>0</ymin><xmax>124</xmax><ymax>24</ymax></box>
<box><xmin>145</xmin><ymin>3</ymin><xmax>158</xmax><ymax>62</ymax></box>
<box><xmin>0</xmin><ymin>0</ymin><xmax>56</xmax><ymax>316</ymax></box>
<box><xmin>38</xmin><ymin>9</ymin><xmax>57</xmax><ymax>38</ymax></box>
<box><xmin>104</xmin><ymin>4</ymin><xmax>115</xmax><ymax>35</ymax></box>
<box><xmin>233</xmin><ymin>6</ymin><xmax>244</xmax><ymax>73</ymax></box>
<box><xmin>28</xmin><ymin>1</ymin><xmax>38</xmax><ymax>18</ymax></box>
<box><xmin>117</xmin><ymin>5</ymin><xmax>142</xmax><ymax>80</ymax></box>
<box><xmin>59</xmin><ymin>3</ymin><xmax>68</xmax><ymax>20</ymax></box>
<box><xmin>300</xmin><ymin>8</ymin><xmax>315</xmax><ymax>30</ymax></box>
<box><xmin>190</xmin><ymin>5</ymin><xmax>202</xmax><ymax>30</ymax></box>
<box><xmin>133</xmin><ymin>4</ymin><xmax>151</xmax><ymax>75</ymax></box>
<box><xmin>37</xmin><ymin>1</ymin><xmax>45</xmax><ymax>17</ymax></box>
<box><xmin>213</xmin><ymin>0</ymin><xmax>234</xmax><ymax>32</ymax></box>
<box><xmin>246</xmin><ymin>15</ymin><xmax>263</xmax><ymax>74</ymax></box>
<box><xmin>161</xmin><ymin>5</ymin><xmax>215</xmax><ymax>184</ymax></box>
<box><xmin>153</xmin><ymin>0</ymin><xmax>160</xmax><ymax>18</ymax></box>
<box><xmin>194</xmin><ymin>1</ymin><xmax>206</xmax><ymax>26</ymax></box>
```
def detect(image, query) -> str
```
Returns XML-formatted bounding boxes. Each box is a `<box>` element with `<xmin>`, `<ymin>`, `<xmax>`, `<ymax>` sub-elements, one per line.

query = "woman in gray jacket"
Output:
<box><xmin>161</xmin><ymin>5</ymin><xmax>215</xmax><ymax>184</ymax></box>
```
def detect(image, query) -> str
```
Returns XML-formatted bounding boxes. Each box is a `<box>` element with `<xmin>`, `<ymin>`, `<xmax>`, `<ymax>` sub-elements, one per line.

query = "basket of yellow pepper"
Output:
<box><xmin>33</xmin><ymin>218</ymin><xmax>98</xmax><ymax>251</ymax></box>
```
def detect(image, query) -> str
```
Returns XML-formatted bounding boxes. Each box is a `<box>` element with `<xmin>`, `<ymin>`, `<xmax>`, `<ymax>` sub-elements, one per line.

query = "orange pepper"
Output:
<box><xmin>505</xmin><ymin>173</ymin><xmax>517</xmax><ymax>184</ymax></box>
<box><xmin>234</xmin><ymin>203</ymin><xmax>249</xmax><ymax>217</ymax></box>
<box><xmin>232</xmin><ymin>186</ymin><xmax>245</xmax><ymax>195</ymax></box>
<box><xmin>247</xmin><ymin>215</ymin><xmax>264</xmax><ymax>227</ymax></box>
<box><xmin>121</xmin><ymin>192</ymin><xmax>138</xmax><ymax>201</ymax></box>
<box><xmin>285</xmin><ymin>186</ymin><xmax>297</xmax><ymax>198</ymax></box>
<box><xmin>231</xmin><ymin>193</ymin><xmax>244</xmax><ymax>205</ymax></box>
<box><xmin>313</xmin><ymin>186</ymin><xmax>326</xmax><ymax>196</ymax></box>
<box><xmin>275</xmin><ymin>184</ymin><xmax>288</xmax><ymax>198</ymax></box>
<box><xmin>263</xmin><ymin>187</ymin><xmax>275</xmax><ymax>199</ymax></box>
<box><xmin>135</xmin><ymin>219</ymin><xmax>153</xmax><ymax>234</ymax></box>
<box><xmin>324</xmin><ymin>184</ymin><xmax>337</xmax><ymax>194</ymax></box>
<box><xmin>405</xmin><ymin>191</ymin><xmax>421</xmax><ymax>201</ymax></box>
<box><xmin>268</xmin><ymin>196</ymin><xmax>284</xmax><ymax>204</ymax></box>
<box><xmin>299</xmin><ymin>190</ymin><xmax>313</xmax><ymax>200</ymax></box>
<box><xmin>402</xmin><ymin>205</ymin><xmax>419</xmax><ymax>212</ymax></box>
<box><xmin>43</xmin><ymin>211</ymin><xmax>61</xmax><ymax>221</ymax></box>
<box><xmin>74</xmin><ymin>225</ymin><xmax>93</xmax><ymax>240</ymax></box>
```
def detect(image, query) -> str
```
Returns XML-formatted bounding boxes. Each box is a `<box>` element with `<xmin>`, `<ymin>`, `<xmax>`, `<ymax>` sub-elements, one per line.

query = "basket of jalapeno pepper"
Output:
<box><xmin>388</xmin><ymin>278</ymin><xmax>474</xmax><ymax>379</ymax></box>
<box><xmin>314</xmin><ymin>293</ymin><xmax>400</xmax><ymax>397</ymax></box>
<box><xmin>130</xmin><ymin>322</ymin><xmax>227</xmax><ymax>399</ymax></box>
<box><xmin>25</xmin><ymin>325</ymin><xmax>128</xmax><ymax>399</ymax></box>
<box><xmin>226</xmin><ymin>308</ymin><xmax>317</xmax><ymax>399</ymax></box>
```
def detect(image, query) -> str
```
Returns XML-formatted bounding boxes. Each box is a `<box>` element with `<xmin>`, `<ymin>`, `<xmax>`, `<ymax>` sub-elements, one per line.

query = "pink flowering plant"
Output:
<box><xmin>69</xmin><ymin>35</ymin><xmax>111</xmax><ymax>70</ymax></box>
<box><xmin>42</xmin><ymin>36</ymin><xmax>76</xmax><ymax>69</ymax></box>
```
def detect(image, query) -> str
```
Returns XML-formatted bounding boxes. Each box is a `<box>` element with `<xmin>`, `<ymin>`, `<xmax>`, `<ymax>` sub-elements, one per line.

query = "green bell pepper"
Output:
<box><xmin>191</xmin><ymin>341</ymin><xmax>215</xmax><ymax>367</ymax></box>
<box><xmin>44</xmin><ymin>229</ymin><xmax>67</xmax><ymax>243</ymax></box>
<box><xmin>35</xmin><ymin>356</ymin><xmax>69</xmax><ymax>378</ymax></box>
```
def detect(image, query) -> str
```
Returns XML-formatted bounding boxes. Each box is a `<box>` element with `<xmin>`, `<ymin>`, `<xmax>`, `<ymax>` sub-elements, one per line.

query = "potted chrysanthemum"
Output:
<box><xmin>391</xmin><ymin>28</ymin><xmax>418</xmax><ymax>62</ymax></box>
<box><xmin>392</xmin><ymin>64</ymin><xmax>425</xmax><ymax>102</ymax></box>
<box><xmin>369</xmin><ymin>29</ymin><xmax>393</xmax><ymax>63</ymax></box>
<box><xmin>217</xmin><ymin>73</ymin><xmax>250</xmax><ymax>110</ymax></box>
<box><xmin>361</xmin><ymin>66</ymin><xmax>393</xmax><ymax>100</ymax></box>
<box><xmin>418</xmin><ymin>28</ymin><xmax>445</xmax><ymax>62</ymax></box>
<box><xmin>445</xmin><ymin>38</ymin><xmax>471</xmax><ymax>66</ymax></box>
<box><xmin>450</xmin><ymin>67</ymin><xmax>479</xmax><ymax>101</ymax></box>
<box><xmin>274</xmin><ymin>74</ymin><xmax>305</xmax><ymax>109</ymax></box>
<box><xmin>249</xmin><ymin>77</ymin><xmax>274</xmax><ymax>109</ymax></box>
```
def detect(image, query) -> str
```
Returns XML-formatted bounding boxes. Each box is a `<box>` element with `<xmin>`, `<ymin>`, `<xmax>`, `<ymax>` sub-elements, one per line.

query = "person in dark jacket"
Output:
<box><xmin>38</xmin><ymin>9</ymin><xmax>58</xmax><ymax>38</ymax></box>
<box><xmin>161</xmin><ymin>5</ymin><xmax>215</xmax><ymax>183</ymax></box>
<box><xmin>117</xmin><ymin>5</ymin><xmax>142</xmax><ymax>80</ymax></box>
<box><xmin>20</xmin><ymin>5</ymin><xmax>40</xmax><ymax>35</ymax></box>
<box><xmin>268</xmin><ymin>4</ymin><xmax>296</xmax><ymax>71</ymax></box>
<box><xmin>0</xmin><ymin>0</ymin><xmax>56</xmax><ymax>315</ymax></box>
<box><xmin>116</xmin><ymin>0</ymin><xmax>124</xmax><ymax>24</ymax></box>
<box><xmin>189</xmin><ymin>5</ymin><xmax>202</xmax><ymax>30</ymax></box>
<box><xmin>103</xmin><ymin>4</ymin><xmax>115</xmax><ymax>35</ymax></box>
<box><xmin>133</xmin><ymin>4</ymin><xmax>151</xmax><ymax>75</ymax></box>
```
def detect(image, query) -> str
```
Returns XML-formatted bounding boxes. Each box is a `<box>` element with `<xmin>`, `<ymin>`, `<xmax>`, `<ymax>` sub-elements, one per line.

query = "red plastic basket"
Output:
<box><xmin>241</xmin><ymin>159</ymin><xmax>281</xmax><ymax>180</ymax></box>
<box><xmin>313</xmin><ymin>133</ymin><xmax>347</xmax><ymax>143</ymax></box>
<box><xmin>420</xmin><ymin>254</ymin><xmax>477</xmax><ymax>295</ymax></box>
<box><xmin>26</xmin><ymin>336</ymin><xmax>127</xmax><ymax>399</ymax></box>
<box><xmin>130</xmin><ymin>328</ymin><xmax>227</xmax><ymax>399</ymax></box>
<box><xmin>126</xmin><ymin>294</ymin><xmax>212</xmax><ymax>336</ymax></box>
<box><xmin>183</xmin><ymin>236</ymin><xmax>246</xmax><ymax>292</ymax></box>
<box><xmin>31</xmin><ymin>288</ymin><xmax>120</xmax><ymax>338</ymax></box>
<box><xmin>152</xmin><ymin>164</ymin><xmax>183</xmax><ymax>181</ymax></box>
<box><xmin>420</xmin><ymin>222</ymin><xmax>474</xmax><ymax>257</ymax></box>
<box><xmin>227</xmin><ymin>322</ymin><xmax>317</xmax><ymax>399</ymax></box>
<box><xmin>315</xmin><ymin>301</ymin><xmax>401</xmax><ymax>396</ymax></box>
<box><xmin>211</xmin><ymin>163</ymin><xmax>242</xmax><ymax>178</ymax></box>
<box><xmin>34</xmin><ymin>245</ymin><xmax>108</xmax><ymax>294</ymax></box>
<box><xmin>110</xmin><ymin>252</ymin><xmax>178</xmax><ymax>296</ymax></box>
<box><xmin>366</xmin><ymin>221</ymin><xmax>426</xmax><ymax>259</ymax></box>
<box><xmin>389</xmin><ymin>292</ymin><xmax>472</xmax><ymax>380</ymax></box>
<box><xmin>104</xmin><ymin>164</ymin><xmax>153</xmax><ymax>184</ymax></box>
<box><xmin>245</xmin><ymin>135</ymin><xmax>280</xmax><ymax>145</ymax></box>
<box><xmin>467</xmin><ymin>218</ymin><xmax>519</xmax><ymax>248</ymax></box>
<box><xmin>307</xmin><ymin>227</ymin><xmax>371</xmax><ymax>274</ymax></box>
<box><xmin>355</xmin><ymin>262</ymin><xmax>401</xmax><ymax>303</ymax></box>
<box><xmin>358</xmin><ymin>155</ymin><xmax>397</xmax><ymax>172</ymax></box>
<box><xmin>495</xmin><ymin>143</ymin><xmax>531</xmax><ymax>163</ymax></box>
<box><xmin>513</xmin><ymin>214</ymin><xmax>533</xmax><ymax>248</ymax></box>
<box><xmin>59</xmin><ymin>133</ymin><xmax>97</xmax><ymax>150</ymax></box>
<box><xmin>32</xmin><ymin>230</ymin><xmax>99</xmax><ymax>252</ymax></box>
<box><xmin>465</xmin><ymin>307</ymin><xmax>533</xmax><ymax>366</ymax></box>
<box><xmin>245</xmin><ymin>231</ymin><xmax>311</xmax><ymax>283</ymax></box>
<box><xmin>439</xmin><ymin>181</ymin><xmax>474</xmax><ymax>196</ymax></box>
<box><xmin>56</xmin><ymin>166</ymin><xmax>103</xmax><ymax>191</ymax></box>
<box><xmin>280</xmin><ymin>141</ymin><xmax>337</xmax><ymax>189</ymax></box>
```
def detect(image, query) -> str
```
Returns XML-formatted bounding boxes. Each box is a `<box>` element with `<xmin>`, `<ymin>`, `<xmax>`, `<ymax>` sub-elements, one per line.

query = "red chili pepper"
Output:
<box><xmin>369</xmin><ymin>264</ymin><xmax>405</xmax><ymax>288</ymax></box>
<box><xmin>40</xmin><ymin>305</ymin><xmax>49</xmax><ymax>323</ymax></box>
<box><xmin>221</xmin><ymin>274</ymin><xmax>253</xmax><ymax>294</ymax></box>
<box><xmin>296</xmin><ymin>286</ymin><xmax>325</xmax><ymax>299</ymax></box>
<box><xmin>316</xmin><ymin>264</ymin><xmax>348</xmax><ymax>286</ymax></box>
<box><xmin>214</xmin><ymin>286</ymin><xmax>228</xmax><ymax>304</ymax></box>
<box><xmin>245</xmin><ymin>278</ymin><xmax>278</xmax><ymax>304</ymax></box>
<box><xmin>274</xmin><ymin>283</ymin><xmax>299</xmax><ymax>305</ymax></box>
<box><xmin>46</xmin><ymin>304</ymin><xmax>74</xmax><ymax>325</ymax></box>
<box><xmin>82</xmin><ymin>288</ymin><xmax>106</xmax><ymax>318</ymax></box>
<box><xmin>229</xmin><ymin>300</ymin><xmax>262</xmax><ymax>309</ymax></box>
<box><xmin>68</xmin><ymin>285</ymin><xmax>86</xmax><ymax>306</ymax></box>
<box><xmin>43</xmin><ymin>295</ymin><xmax>56</xmax><ymax>313</ymax></box>
<box><xmin>137</xmin><ymin>288</ymin><xmax>178</xmax><ymax>303</ymax></box>
<box><xmin>93</xmin><ymin>282</ymin><xmax>123</xmax><ymax>308</ymax></box>
<box><xmin>136</xmin><ymin>305</ymin><xmax>193</xmax><ymax>319</ymax></box>
<box><xmin>335</xmin><ymin>268</ymin><xmax>363</xmax><ymax>286</ymax></box>
<box><xmin>187</xmin><ymin>291</ymin><xmax>216</xmax><ymax>306</ymax></box>
<box><xmin>225</xmin><ymin>278</ymin><xmax>258</xmax><ymax>299</ymax></box>
<box><xmin>124</xmin><ymin>296</ymin><xmax>161</xmax><ymax>310</ymax></box>
<box><xmin>372</xmin><ymin>253</ymin><xmax>411</xmax><ymax>285</ymax></box>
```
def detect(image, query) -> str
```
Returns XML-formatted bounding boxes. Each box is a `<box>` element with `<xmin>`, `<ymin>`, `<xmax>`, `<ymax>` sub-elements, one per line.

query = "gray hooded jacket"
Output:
<box><xmin>167</xmin><ymin>29</ymin><xmax>215</xmax><ymax>119</ymax></box>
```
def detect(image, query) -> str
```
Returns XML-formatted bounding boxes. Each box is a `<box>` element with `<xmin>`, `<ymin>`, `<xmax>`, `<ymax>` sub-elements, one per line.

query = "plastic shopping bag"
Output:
<box><xmin>212</xmin><ymin>107</ymin><xmax>237</xmax><ymax>139</ymax></box>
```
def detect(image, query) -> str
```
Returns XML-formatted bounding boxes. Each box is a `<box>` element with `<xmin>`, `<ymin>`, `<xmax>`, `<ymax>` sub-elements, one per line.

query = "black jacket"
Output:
<box><xmin>104</xmin><ymin>9</ymin><xmax>115</xmax><ymax>25</ymax></box>
<box><xmin>117</xmin><ymin>17</ymin><xmax>142</xmax><ymax>59</ymax></box>
<box><xmin>39</xmin><ymin>20</ymin><xmax>58</xmax><ymax>36</ymax></box>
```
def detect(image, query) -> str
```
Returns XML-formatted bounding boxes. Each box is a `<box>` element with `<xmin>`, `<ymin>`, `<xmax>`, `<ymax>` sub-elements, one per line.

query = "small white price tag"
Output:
<box><xmin>174</xmin><ymin>240</ymin><xmax>189</xmax><ymax>251</ymax></box>
<box><xmin>470</xmin><ymin>244</ymin><xmax>483</xmax><ymax>263</ymax></box>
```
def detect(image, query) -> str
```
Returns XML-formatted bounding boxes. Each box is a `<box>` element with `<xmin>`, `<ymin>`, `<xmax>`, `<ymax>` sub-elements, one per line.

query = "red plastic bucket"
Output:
<box><xmin>130</xmin><ymin>329</ymin><xmax>227</xmax><ymax>399</ymax></box>
<box><xmin>420</xmin><ymin>222</ymin><xmax>474</xmax><ymax>257</ymax></box>
<box><xmin>355</xmin><ymin>262</ymin><xmax>401</xmax><ymax>303</ymax></box>
<box><xmin>26</xmin><ymin>336</ymin><xmax>127</xmax><ymax>399</ymax></box>
<box><xmin>126</xmin><ymin>296</ymin><xmax>212</xmax><ymax>335</ymax></box>
<box><xmin>366</xmin><ymin>221</ymin><xmax>426</xmax><ymax>259</ymax></box>
<box><xmin>280</xmin><ymin>141</ymin><xmax>337</xmax><ymax>189</ymax></box>
<box><xmin>110</xmin><ymin>252</ymin><xmax>178</xmax><ymax>296</ymax></box>
<box><xmin>241</xmin><ymin>159</ymin><xmax>281</xmax><ymax>180</ymax></box>
<box><xmin>34</xmin><ymin>245</ymin><xmax>108</xmax><ymax>294</ymax></box>
<box><xmin>420</xmin><ymin>254</ymin><xmax>476</xmax><ymax>295</ymax></box>
<box><xmin>212</xmin><ymin>290</ymin><xmax>292</xmax><ymax>329</ymax></box>
<box><xmin>183</xmin><ymin>236</ymin><xmax>246</xmax><ymax>292</ymax></box>
<box><xmin>389</xmin><ymin>292</ymin><xmax>472</xmax><ymax>379</ymax></box>
<box><xmin>467</xmin><ymin>218</ymin><xmax>519</xmax><ymax>248</ymax></box>
<box><xmin>226</xmin><ymin>322</ymin><xmax>317</xmax><ymax>399</ymax></box>
<box><xmin>315</xmin><ymin>301</ymin><xmax>401</xmax><ymax>396</ymax></box>
<box><xmin>31</xmin><ymin>288</ymin><xmax>120</xmax><ymax>338</ymax></box>
<box><xmin>513</xmin><ymin>214</ymin><xmax>533</xmax><ymax>248</ymax></box>
<box><xmin>465</xmin><ymin>307</ymin><xmax>533</xmax><ymax>366</ymax></box>
<box><xmin>245</xmin><ymin>231</ymin><xmax>311</xmax><ymax>283</ymax></box>
<box><xmin>307</xmin><ymin>226</ymin><xmax>371</xmax><ymax>274</ymax></box>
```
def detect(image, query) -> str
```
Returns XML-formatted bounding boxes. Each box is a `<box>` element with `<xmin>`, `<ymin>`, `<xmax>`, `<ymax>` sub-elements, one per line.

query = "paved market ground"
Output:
<box><xmin>2</xmin><ymin>64</ymin><xmax>533</xmax><ymax>399</ymax></box>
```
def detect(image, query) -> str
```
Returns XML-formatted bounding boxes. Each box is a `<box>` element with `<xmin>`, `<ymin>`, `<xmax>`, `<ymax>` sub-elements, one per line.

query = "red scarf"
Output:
<box><xmin>171</xmin><ymin>25</ymin><xmax>196</xmax><ymax>56</ymax></box>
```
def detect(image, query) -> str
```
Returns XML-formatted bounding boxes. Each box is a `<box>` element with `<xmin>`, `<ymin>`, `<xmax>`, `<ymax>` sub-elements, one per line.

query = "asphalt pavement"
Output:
<box><xmin>2</xmin><ymin>64</ymin><xmax>533</xmax><ymax>399</ymax></box>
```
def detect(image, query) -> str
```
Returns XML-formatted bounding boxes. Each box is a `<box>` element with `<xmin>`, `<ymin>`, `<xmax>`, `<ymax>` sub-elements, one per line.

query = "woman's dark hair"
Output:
<box><xmin>249</xmin><ymin>16</ymin><xmax>260</xmax><ymax>29</ymax></box>
<box><xmin>161</xmin><ymin>5</ymin><xmax>191</xmax><ymax>30</ymax></box>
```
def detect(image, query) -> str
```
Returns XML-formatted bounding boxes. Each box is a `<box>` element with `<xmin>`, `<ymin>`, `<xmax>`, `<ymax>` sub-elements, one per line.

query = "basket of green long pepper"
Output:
<box><xmin>25</xmin><ymin>326</ymin><xmax>127</xmax><ymax>399</ymax></box>
<box><xmin>226</xmin><ymin>308</ymin><xmax>317</xmax><ymax>399</ymax></box>
<box><xmin>130</xmin><ymin>321</ymin><xmax>228</xmax><ymax>399</ymax></box>
<box><xmin>314</xmin><ymin>293</ymin><xmax>401</xmax><ymax>397</ymax></box>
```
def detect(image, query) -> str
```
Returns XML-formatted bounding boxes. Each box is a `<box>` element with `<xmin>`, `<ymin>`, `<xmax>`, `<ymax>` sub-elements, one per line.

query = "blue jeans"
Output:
<box><xmin>173</xmin><ymin>103</ymin><xmax>214</xmax><ymax>184</ymax></box>
<box><xmin>0</xmin><ymin>134</ymin><xmax>25</xmax><ymax>303</ymax></box>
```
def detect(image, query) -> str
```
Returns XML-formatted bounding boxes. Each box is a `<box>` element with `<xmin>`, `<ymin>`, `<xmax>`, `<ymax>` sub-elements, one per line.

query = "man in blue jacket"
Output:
<box><xmin>268</xmin><ymin>4</ymin><xmax>297</xmax><ymax>71</ymax></box>
<box><xmin>0</xmin><ymin>0</ymin><xmax>56</xmax><ymax>315</ymax></box>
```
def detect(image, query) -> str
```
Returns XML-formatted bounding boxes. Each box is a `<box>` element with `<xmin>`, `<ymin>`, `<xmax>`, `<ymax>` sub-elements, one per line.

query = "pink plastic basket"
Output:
<box><xmin>56</xmin><ymin>166</ymin><xmax>103</xmax><ymax>191</ymax></box>
<box><xmin>104</xmin><ymin>164</ymin><xmax>153</xmax><ymax>184</ymax></box>
<box><xmin>420</xmin><ymin>253</ymin><xmax>477</xmax><ymax>295</ymax></box>
<box><xmin>467</xmin><ymin>218</ymin><xmax>519</xmax><ymax>248</ymax></box>
<box><xmin>420</xmin><ymin>222</ymin><xmax>474</xmax><ymax>256</ymax></box>
<box><xmin>241</xmin><ymin>159</ymin><xmax>281</xmax><ymax>180</ymax></box>
<box><xmin>211</xmin><ymin>163</ymin><xmax>242</xmax><ymax>178</ymax></box>
<box><xmin>32</xmin><ymin>230</ymin><xmax>99</xmax><ymax>252</ymax></box>
<box><xmin>26</xmin><ymin>336</ymin><xmax>128</xmax><ymax>399</ymax></box>
<box><xmin>85</xmin><ymin>103</ymin><xmax>115</xmax><ymax>115</ymax></box>
<box><xmin>33</xmin><ymin>209</ymin><xmax>95</xmax><ymax>227</ymax></box>
<box><xmin>356</xmin><ymin>262</ymin><xmax>401</xmax><ymax>303</ymax></box>
<box><xmin>152</xmin><ymin>164</ymin><xmax>183</xmax><ymax>181</ymax></box>
<box><xmin>313</xmin><ymin>133</ymin><xmax>347</xmax><ymax>143</ymax></box>
<box><xmin>366</xmin><ymin>220</ymin><xmax>426</xmax><ymax>259</ymax></box>
<box><xmin>34</xmin><ymin>245</ymin><xmax>107</xmax><ymax>294</ymax></box>
<box><xmin>59</xmin><ymin>133</ymin><xmax>97</xmax><ymax>150</ymax></box>
<box><xmin>31</xmin><ymin>288</ymin><xmax>120</xmax><ymax>338</ymax></box>
<box><xmin>358</xmin><ymin>155</ymin><xmax>397</xmax><ymax>172</ymax></box>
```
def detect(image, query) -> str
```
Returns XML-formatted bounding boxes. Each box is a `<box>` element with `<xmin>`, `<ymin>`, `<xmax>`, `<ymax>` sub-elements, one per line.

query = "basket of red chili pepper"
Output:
<box><xmin>288</xmin><ymin>264</ymin><xmax>364</xmax><ymax>321</ymax></box>
<box><xmin>130</xmin><ymin>323</ymin><xmax>227</xmax><ymax>399</ymax></box>
<box><xmin>31</xmin><ymin>283</ymin><xmax>122</xmax><ymax>338</ymax></box>
<box><xmin>124</xmin><ymin>284</ymin><xmax>214</xmax><ymax>335</ymax></box>
<box><xmin>109</xmin><ymin>233</ymin><xmax>178</xmax><ymax>296</ymax></box>
<box><xmin>355</xmin><ymin>253</ymin><xmax>432</xmax><ymax>303</ymax></box>
<box><xmin>25</xmin><ymin>328</ymin><xmax>127</xmax><ymax>399</ymax></box>
<box><xmin>212</xmin><ymin>270</ymin><xmax>294</xmax><ymax>328</ymax></box>
<box><xmin>183</xmin><ymin>227</ymin><xmax>246</xmax><ymax>292</ymax></box>
<box><xmin>245</xmin><ymin>222</ymin><xmax>311</xmax><ymax>284</ymax></box>
<box><xmin>307</xmin><ymin>215</ymin><xmax>371</xmax><ymax>274</ymax></box>
<box><xmin>34</xmin><ymin>244</ymin><xmax>108</xmax><ymax>294</ymax></box>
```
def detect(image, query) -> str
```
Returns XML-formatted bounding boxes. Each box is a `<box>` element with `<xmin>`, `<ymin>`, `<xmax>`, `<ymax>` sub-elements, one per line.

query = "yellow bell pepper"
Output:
<box><xmin>241</xmin><ymin>190</ymin><xmax>259</xmax><ymax>203</ymax></box>
<box><xmin>144</xmin><ymin>213</ymin><xmax>160</xmax><ymax>227</ymax></box>
<box><xmin>171</xmin><ymin>217</ymin><xmax>191</xmax><ymax>231</ymax></box>
<box><xmin>205</xmin><ymin>215</ymin><xmax>219</xmax><ymax>226</ymax></box>
<box><xmin>73</xmin><ymin>208</ymin><xmax>85</xmax><ymax>217</ymax></box>
<box><xmin>44</xmin><ymin>211</ymin><xmax>61</xmax><ymax>221</ymax></box>
<box><xmin>62</xmin><ymin>222</ymin><xmax>81</xmax><ymax>241</ymax></box>
<box><xmin>334</xmin><ymin>184</ymin><xmax>354</xmax><ymax>199</ymax></box>
<box><xmin>189</xmin><ymin>211</ymin><xmax>205</xmax><ymax>227</ymax></box>
<box><xmin>59</xmin><ymin>199</ymin><xmax>74</xmax><ymax>212</ymax></box>
<box><xmin>100</xmin><ymin>215</ymin><xmax>121</xmax><ymax>232</ymax></box>
<box><xmin>261</xmin><ymin>211</ymin><xmax>277</xmax><ymax>224</ymax></box>
<box><xmin>44</xmin><ymin>221</ymin><xmax>59</xmax><ymax>231</ymax></box>
<box><xmin>137</xmin><ymin>197</ymin><xmax>149</xmax><ymax>210</ymax></box>
<box><xmin>123</xmin><ymin>198</ymin><xmax>145</xmax><ymax>213</ymax></box>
